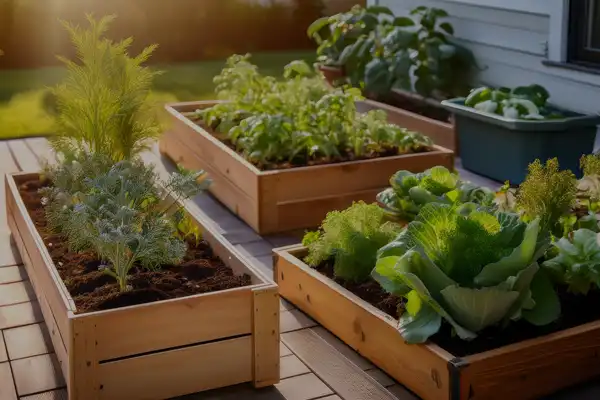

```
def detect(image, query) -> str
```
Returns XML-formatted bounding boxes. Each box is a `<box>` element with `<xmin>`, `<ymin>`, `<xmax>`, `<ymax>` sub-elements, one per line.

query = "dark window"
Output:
<box><xmin>568</xmin><ymin>0</ymin><xmax>600</xmax><ymax>67</ymax></box>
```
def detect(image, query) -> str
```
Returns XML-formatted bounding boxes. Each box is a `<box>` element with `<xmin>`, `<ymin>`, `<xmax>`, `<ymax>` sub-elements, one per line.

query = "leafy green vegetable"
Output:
<box><xmin>376</xmin><ymin>166</ymin><xmax>495</xmax><ymax>221</ymax></box>
<box><xmin>197</xmin><ymin>55</ymin><xmax>433</xmax><ymax>169</ymax></box>
<box><xmin>50</xmin><ymin>15</ymin><xmax>163</xmax><ymax>162</ymax></box>
<box><xmin>515</xmin><ymin>158</ymin><xmax>577</xmax><ymax>237</ymax></box>
<box><xmin>543</xmin><ymin>229</ymin><xmax>600</xmax><ymax>295</ymax></box>
<box><xmin>464</xmin><ymin>84</ymin><xmax>562</xmax><ymax>120</ymax></box>
<box><xmin>303</xmin><ymin>202</ymin><xmax>402</xmax><ymax>283</ymax></box>
<box><xmin>372</xmin><ymin>203</ymin><xmax>559</xmax><ymax>343</ymax></box>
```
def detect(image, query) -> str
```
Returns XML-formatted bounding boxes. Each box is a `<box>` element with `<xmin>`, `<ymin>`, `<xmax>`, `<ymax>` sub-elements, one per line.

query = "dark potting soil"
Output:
<box><xmin>191</xmin><ymin>118</ymin><xmax>432</xmax><ymax>171</ymax></box>
<box><xmin>312</xmin><ymin>258</ymin><xmax>600</xmax><ymax>357</ymax></box>
<box><xmin>18</xmin><ymin>179</ymin><xmax>252</xmax><ymax>314</ymax></box>
<box><xmin>372</xmin><ymin>91</ymin><xmax>452</xmax><ymax>124</ymax></box>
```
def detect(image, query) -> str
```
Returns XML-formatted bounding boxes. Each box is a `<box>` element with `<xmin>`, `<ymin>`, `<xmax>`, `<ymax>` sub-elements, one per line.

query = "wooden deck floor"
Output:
<box><xmin>0</xmin><ymin>137</ymin><xmax>598</xmax><ymax>400</ymax></box>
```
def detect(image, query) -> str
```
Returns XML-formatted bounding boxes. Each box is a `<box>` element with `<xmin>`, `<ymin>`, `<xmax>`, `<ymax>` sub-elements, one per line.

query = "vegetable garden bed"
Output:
<box><xmin>6</xmin><ymin>172</ymin><xmax>280</xmax><ymax>400</ymax></box>
<box><xmin>274</xmin><ymin>245</ymin><xmax>600</xmax><ymax>400</ymax></box>
<box><xmin>161</xmin><ymin>100</ymin><xmax>454</xmax><ymax>234</ymax></box>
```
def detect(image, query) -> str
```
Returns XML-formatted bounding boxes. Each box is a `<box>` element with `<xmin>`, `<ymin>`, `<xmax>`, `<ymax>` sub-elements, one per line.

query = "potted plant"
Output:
<box><xmin>160</xmin><ymin>55</ymin><xmax>454</xmax><ymax>235</ymax></box>
<box><xmin>7</xmin><ymin>16</ymin><xmax>279</xmax><ymax>400</ymax></box>
<box><xmin>308</xmin><ymin>6</ymin><xmax>478</xmax><ymax>152</ymax></box>
<box><xmin>274</xmin><ymin>158</ymin><xmax>600</xmax><ymax>400</ymax></box>
<box><xmin>442</xmin><ymin>84</ymin><xmax>600</xmax><ymax>184</ymax></box>
<box><xmin>307</xmin><ymin>5</ymin><xmax>390</xmax><ymax>86</ymax></box>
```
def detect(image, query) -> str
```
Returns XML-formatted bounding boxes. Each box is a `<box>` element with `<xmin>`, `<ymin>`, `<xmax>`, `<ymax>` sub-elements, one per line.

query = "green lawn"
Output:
<box><xmin>0</xmin><ymin>51</ymin><xmax>315</xmax><ymax>139</ymax></box>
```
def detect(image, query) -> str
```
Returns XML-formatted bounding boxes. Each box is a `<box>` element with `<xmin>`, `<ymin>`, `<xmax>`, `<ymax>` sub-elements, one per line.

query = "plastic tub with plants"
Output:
<box><xmin>274</xmin><ymin>158</ymin><xmax>600</xmax><ymax>399</ymax></box>
<box><xmin>7</xmin><ymin>16</ymin><xmax>279</xmax><ymax>400</ymax></box>
<box><xmin>442</xmin><ymin>84</ymin><xmax>600</xmax><ymax>183</ymax></box>
<box><xmin>161</xmin><ymin>55</ymin><xmax>453</xmax><ymax>234</ymax></box>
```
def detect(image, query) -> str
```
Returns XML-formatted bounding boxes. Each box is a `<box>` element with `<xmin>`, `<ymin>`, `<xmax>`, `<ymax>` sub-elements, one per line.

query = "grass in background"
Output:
<box><xmin>0</xmin><ymin>51</ymin><xmax>315</xmax><ymax>139</ymax></box>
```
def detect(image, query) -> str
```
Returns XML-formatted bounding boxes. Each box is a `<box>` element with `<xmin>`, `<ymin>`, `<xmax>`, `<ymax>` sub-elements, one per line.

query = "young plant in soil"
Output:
<box><xmin>41</xmin><ymin>156</ymin><xmax>209</xmax><ymax>292</ymax></box>
<box><xmin>195</xmin><ymin>54</ymin><xmax>434</xmax><ymax>170</ymax></box>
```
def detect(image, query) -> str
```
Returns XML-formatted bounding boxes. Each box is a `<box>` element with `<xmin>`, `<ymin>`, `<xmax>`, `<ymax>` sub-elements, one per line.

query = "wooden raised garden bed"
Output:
<box><xmin>6</xmin><ymin>172</ymin><xmax>280</xmax><ymax>400</ymax></box>
<box><xmin>160</xmin><ymin>100</ymin><xmax>454</xmax><ymax>235</ymax></box>
<box><xmin>274</xmin><ymin>245</ymin><xmax>600</xmax><ymax>400</ymax></box>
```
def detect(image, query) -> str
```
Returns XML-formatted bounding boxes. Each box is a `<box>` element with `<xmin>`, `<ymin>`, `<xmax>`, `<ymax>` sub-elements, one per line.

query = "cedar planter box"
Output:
<box><xmin>273</xmin><ymin>245</ymin><xmax>600</xmax><ymax>400</ymax></box>
<box><xmin>316</xmin><ymin>64</ymin><xmax>346</xmax><ymax>86</ymax></box>
<box><xmin>6</xmin><ymin>172</ymin><xmax>280</xmax><ymax>400</ymax></box>
<box><xmin>160</xmin><ymin>100</ymin><xmax>454</xmax><ymax>235</ymax></box>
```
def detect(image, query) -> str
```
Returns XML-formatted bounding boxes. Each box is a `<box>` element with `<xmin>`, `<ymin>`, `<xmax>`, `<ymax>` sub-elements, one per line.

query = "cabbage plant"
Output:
<box><xmin>376</xmin><ymin>166</ymin><xmax>495</xmax><ymax>221</ymax></box>
<box><xmin>373</xmin><ymin>203</ymin><xmax>560</xmax><ymax>343</ymax></box>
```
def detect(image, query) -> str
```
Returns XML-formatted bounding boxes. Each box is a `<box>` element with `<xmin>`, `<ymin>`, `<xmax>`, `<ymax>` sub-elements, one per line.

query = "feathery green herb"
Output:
<box><xmin>50</xmin><ymin>15</ymin><xmax>162</xmax><ymax>162</ymax></box>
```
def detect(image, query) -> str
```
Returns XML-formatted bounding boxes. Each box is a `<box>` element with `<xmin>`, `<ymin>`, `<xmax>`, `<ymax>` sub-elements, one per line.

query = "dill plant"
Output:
<box><xmin>50</xmin><ymin>14</ymin><xmax>163</xmax><ymax>162</ymax></box>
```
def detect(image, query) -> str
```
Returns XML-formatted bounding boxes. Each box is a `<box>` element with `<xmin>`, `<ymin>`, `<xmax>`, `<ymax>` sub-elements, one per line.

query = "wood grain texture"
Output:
<box><xmin>80</xmin><ymin>286</ymin><xmax>254</xmax><ymax>361</ymax></box>
<box><xmin>8</xmin><ymin>140</ymin><xmax>41</xmax><ymax>172</ymax></box>
<box><xmin>282</xmin><ymin>329</ymin><xmax>397</xmax><ymax>400</ymax></box>
<box><xmin>161</xmin><ymin>101</ymin><xmax>454</xmax><ymax>234</ymax></box>
<box><xmin>461</xmin><ymin>320</ymin><xmax>600</xmax><ymax>400</ymax></box>
<box><xmin>274</xmin><ymin>246</ymin><xmax>452</xmax><ymax>400</ymax></box>
<box><xmin>98</xmin><ymin>337</ymin><xmax>253</xmax><ymax>400</ymax></box>
<box><xmin>252</xmin><ymin>285</ymin><xmax>280</xmax><ymax>387</ymax></box>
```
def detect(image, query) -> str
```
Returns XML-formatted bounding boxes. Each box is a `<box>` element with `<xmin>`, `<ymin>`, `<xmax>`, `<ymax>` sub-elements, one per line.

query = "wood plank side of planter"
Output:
<box><xmin>162</xmin><ymin>100</ymin><xmax>454</xmax><ymax>234</ymax></box>
<box><xmin>5</xmin><ymin>173</ymin><xmax>73</xmax><ymax>386</ymax></box>
<box><xmin>6</xmin><ymin>171</ymin><xmax>280</xmax><ymax>400</ymax></box>
<box><xmin>458</xmin><ymin>319</ymin><xmax>600</xmax><ymax>400</ymax></box>
<box><xmin>356</xmin><ymin>99</ymin><xmax>457</xmax><ymax>152</ymax></box>
<box><xmin>96</xmin><ymin>336</ymin><xmax>253</xmax><ymax>400</ymax></box>
<box><xmin>273</xmin><ymin>245</ymin><xmax>453</xmax><ymax>400</ymax></box>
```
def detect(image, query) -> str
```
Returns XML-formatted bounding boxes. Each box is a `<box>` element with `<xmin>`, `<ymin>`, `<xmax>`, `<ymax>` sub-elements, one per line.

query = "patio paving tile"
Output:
<box><xmin>11</xmin><ymin>353</ymin><xmax>65</xmax><ymax>396</ymax></box>
<box><xmin>4</xmin><ymin>322</ymin><xmax>52</xmax><ymax>360</ymax></box>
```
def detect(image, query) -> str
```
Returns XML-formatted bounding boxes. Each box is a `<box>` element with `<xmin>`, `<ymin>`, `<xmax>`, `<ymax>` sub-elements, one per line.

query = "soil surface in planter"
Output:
<box><xmin>190</xmin><ymin>118</ymin><xmax>433</xmax><ymax>171</ymax></box>
<box><xmin>313</xmin><ymin>257</ymin><xmax>600</xmax><ymax>357</ymax></box>
<box><xmin>19</xmin><ymin>179</ymin><xmax>252</xmax><ymax>313</ymax></box>
<box><xmin>372</xmin><ymin>91</ymin><xmax>451</xmax><ymax>124</ymax></box>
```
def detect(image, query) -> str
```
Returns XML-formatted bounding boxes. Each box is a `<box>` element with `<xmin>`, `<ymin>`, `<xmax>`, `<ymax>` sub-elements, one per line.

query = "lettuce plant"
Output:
<box><xmin>303</xmin><ymin>202</ymin><xmax>402</xmax><ymax>283</ymax></box>
<box><xmin>376</xmin><ymin>166</ymin><xmax>495</xmax><ymax>221</ymax></box>
<box><xmin>464</xmin><ymin>84</ymin><xmax>563</xmax><ymax>120</ymax></box>
<box><xmin>372</xmin><ymin>203</ymin><xmax>560</xmax><ymax>343</ymax></box>
<box><xmin>198</xmin><ymin>55</ymin><xmax>433</xmax><ymax>169</ymax></box>
<box><xmin>543</xmin><ymin>229</ymin><xmax>600</xmax><ymax>295</ymax></box>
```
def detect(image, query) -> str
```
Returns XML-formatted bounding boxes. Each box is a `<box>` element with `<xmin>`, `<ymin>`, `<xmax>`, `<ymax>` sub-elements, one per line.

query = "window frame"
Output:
<box><xmin>567</xmin><ymin>0</ymin><xmax>600</xmax><ymax>67</ymax></box>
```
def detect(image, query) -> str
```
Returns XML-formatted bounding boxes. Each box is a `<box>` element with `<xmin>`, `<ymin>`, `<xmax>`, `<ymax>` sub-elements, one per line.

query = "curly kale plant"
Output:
<box><xmin>543</xmin><ymin>229</ymin><xmax>600</xmax><ymax>295</ymax></box>
<box><xmin>303</xmin><ymin>202</ymin><xmax>402</xmax><ymax>283</ymax></box>
<box><xmin>50</xmin><ymin>15</ymin><xmax>162</xmax><ymax>162</ymax></box>
<box><xmin>197</xmin><ymin>55</ymin><xmax>433</xmax><ymax>169</ymax></box>
<box><xmin>373</xmin><ymin>203</ymin><xmax>559</xmax><ymax>343</ymax></box>
<box><xmin>376</xmin><ymin>166</ymin><xmax>495</xmax><ymax>221</ymax></box>
<box><xmin>41</xmin><ymin>156</ymin><xmax>210</xmax><ymax>291</ymax></box>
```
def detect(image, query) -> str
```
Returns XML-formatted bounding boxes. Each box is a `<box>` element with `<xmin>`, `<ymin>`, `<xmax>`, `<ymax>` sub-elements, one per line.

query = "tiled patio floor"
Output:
<box><xmin>0</xmin><ymin>137</ymin><xmax>598</xmax><ymax>400</ymax></box>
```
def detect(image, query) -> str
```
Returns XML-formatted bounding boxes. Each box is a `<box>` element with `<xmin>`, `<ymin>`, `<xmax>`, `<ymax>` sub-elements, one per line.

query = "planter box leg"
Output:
<box><xmin>252</xmin><ymin>286</ymin><xmax>280</xmax><ymax>387</ymax></box>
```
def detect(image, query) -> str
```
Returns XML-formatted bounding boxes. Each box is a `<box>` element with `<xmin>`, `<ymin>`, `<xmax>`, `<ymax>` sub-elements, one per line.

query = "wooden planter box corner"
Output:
<box><xmin>273</xmin><ymin>245</ymin><xmax>600</xmax><ymax>400</ymax></box>
<box><xmin>6</xmin><ymin>172</ymin><xmax>280</xmax><ymax>400</ymax></box>
<box><xmin>160</xmin><ymin>101</ymin><xmax>454</xmax><ymax>235</ymax></box>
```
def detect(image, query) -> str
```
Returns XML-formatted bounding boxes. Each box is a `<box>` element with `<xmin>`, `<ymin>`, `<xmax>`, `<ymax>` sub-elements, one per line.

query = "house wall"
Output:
<box><xmin>369</xmin><ymin>0</ymin><xmax>600</xmax><ymax>116</ymax></box>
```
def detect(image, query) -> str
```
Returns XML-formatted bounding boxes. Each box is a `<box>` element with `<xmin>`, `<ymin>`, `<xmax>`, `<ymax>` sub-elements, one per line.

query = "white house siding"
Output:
<box><xmin>369</xmin><ymin>0</ymin><xmax>600</xmax><ymax>118</ymax></box>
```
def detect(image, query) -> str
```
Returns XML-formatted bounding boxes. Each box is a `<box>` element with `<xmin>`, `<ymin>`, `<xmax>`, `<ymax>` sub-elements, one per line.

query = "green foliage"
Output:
<box><xmin>376</xmin><ymin>166</ymin><xmax>495</xmax><ymax>221</ymax></box>
<box><xmin>50</xmin><ymin>15</ymin><xmax>163</xmax><ymax>162</ymax></box>
<box><xmin>581</xmin><ymin>154</ymin><xmax>600</xmax><ymax>176</ymax></box>
<box><xmin>463</xmin><ymin>84</ymin><xmax>563</xmax><ymax>120</ymax></box>
<box><xmin>515</xmin><ymin>158</ymin><xmax>577</xmax><ymax>237</ymax></box>
<box><xmin>331</xmin><ymin>5</ymin><xmax>479</xmax><ymax>98</ymax></box>
<box><xmin>197</xmin><ymin>55</ymin><xmax>433</xmax><ymax>169</ymax></box>
<box><xmin>304</xmin><ymin>202</ymin><xmax>402</xmax><ymax>283</ymax></box>
<box><xmin>372</xmin><ymin>203</ymin><xmax>559</xmax><ymax>343</ymax></box>
<box><xmin>41</xmin><ymin>155</ymin><xmax>210</xmax><ymax>291</ymax></box>
<box><xmin>543</xmin><ymin>229</ymin><xmax>600</xmax><ymax>295</ymax></box>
